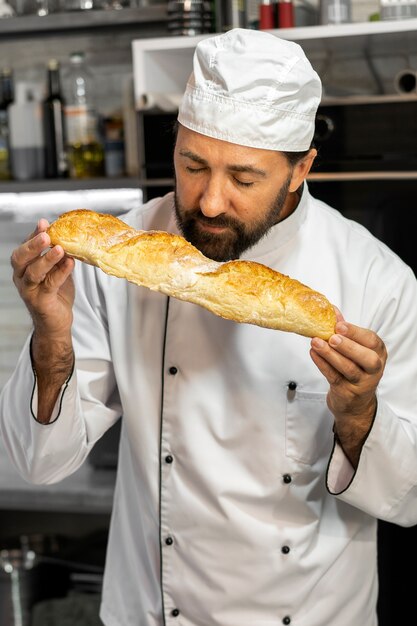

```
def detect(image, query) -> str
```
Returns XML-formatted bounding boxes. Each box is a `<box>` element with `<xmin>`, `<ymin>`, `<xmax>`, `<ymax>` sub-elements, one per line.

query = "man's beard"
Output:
<box><xmin>174</xmin><ymin>175</ymin><xmax>292</xmax><ymax>262</ymax></box>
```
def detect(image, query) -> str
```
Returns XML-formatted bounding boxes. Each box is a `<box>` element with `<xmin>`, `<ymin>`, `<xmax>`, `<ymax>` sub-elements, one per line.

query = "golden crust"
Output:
<box><xmin>47</xmin><ymin>209</ymin><xmax>336</xmax><ymax>339</ymax></box>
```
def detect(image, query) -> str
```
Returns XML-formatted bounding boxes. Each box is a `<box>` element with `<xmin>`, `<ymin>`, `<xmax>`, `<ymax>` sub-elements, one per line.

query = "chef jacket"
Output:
<box><xmin>2</xmin><ymin>185</ymin><xmax>417</xmax><ymax>626</ymax></box>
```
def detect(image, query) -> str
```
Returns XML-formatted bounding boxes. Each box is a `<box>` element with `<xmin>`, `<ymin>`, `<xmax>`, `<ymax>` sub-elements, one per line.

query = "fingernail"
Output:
<box><xmin>330</xmin><ymin>334</ymin><xmax>342</xmax><ymax>347</ymax></box>
<box><xmin>312</xmin><ymin>337</ymin><xmax>325</xmax><ymax>349</ymax></box>
<box><xmin>339</xmin><ymin>323</ymin><xmax>348</xmax><ymax>333</ymax></box>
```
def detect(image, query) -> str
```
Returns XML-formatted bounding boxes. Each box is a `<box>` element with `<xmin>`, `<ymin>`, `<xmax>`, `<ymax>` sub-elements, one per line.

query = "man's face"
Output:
<box><xmin>173</xmin><ymin>125</ymin><xmax>308</xmax><ymax>262</ymax></box>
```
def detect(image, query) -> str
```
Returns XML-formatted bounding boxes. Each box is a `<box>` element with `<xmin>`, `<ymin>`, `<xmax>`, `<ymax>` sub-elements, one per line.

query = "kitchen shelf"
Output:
<box><xmin>270</xmin><ymin>16</ymin><xmax>417</xmax><ymax>47</ymax></box>
<box><xmin>0</xmin><ymin>3</ymin><xmax>168</xmax><ymax>39</ymax></box>
<box><xmin>264</xmin><ymin>17</ymin><xmax>417</xmax><ymax>59</ymax></box>
<box><xmin>0</xmin><ymin>176</ymin><xmax>142</xmax><ymax>193</ymax></box>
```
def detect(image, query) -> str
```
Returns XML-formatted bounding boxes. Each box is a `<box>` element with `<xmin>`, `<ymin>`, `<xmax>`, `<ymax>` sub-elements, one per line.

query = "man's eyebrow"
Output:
<box><xmin>179</xmin><ymin>150</ymin><xmax>208</xmax><ymax>165</ymax></box>
<box><xmin>179</xmin><ymin>149</ymin><xmax>266</xmax><ymax>177</ymax></box>
<box><xmin>229</xmin><ymin>164</ymin><xmax>267</xmax><ymax>177</ymax></box>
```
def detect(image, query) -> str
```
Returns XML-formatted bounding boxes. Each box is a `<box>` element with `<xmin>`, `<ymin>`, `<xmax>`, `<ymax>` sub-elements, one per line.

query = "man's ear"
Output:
<box><xmin>289</xmin><ymin>149</ymin><xmax>317</xmax><ymax>192</ymax></box>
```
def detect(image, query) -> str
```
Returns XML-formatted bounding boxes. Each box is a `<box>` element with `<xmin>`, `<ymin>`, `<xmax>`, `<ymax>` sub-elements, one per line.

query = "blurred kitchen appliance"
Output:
<box><xmin>313</xmin><ymin>96</ymin><xmax>417</xmax><ymax>172</ymax></box>
<box><xmin>310</xmin><ymin>95</ymin><xmax>417</xmax><ymax>273</ymax></box>
<box><xmin>394</xmin><ymin>68</ymin><xmax>417</xmax><ymax>94</ymax></box>
<box><xmin>0</xmin><ymin>544</ymin><xmax>69</xmax><ymax>626</ymax></box>
<box><xmin>137</xmin><ymin>110</ymin><xmax>176</xmax><ymax>202</ymax></box>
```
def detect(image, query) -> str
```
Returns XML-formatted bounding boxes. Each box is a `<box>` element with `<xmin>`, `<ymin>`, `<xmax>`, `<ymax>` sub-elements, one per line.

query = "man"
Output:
<box><xmin>1</xmin><ymin>28</ymin><xmax>417</xmax><ymax>626</ymax></box>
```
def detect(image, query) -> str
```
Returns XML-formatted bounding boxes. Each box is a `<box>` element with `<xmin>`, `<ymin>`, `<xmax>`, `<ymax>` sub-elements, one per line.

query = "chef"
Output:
<box><xmin>2</xmin><ymin>28</ymin><xmax>417</xmax><ymax>626</ymax></box>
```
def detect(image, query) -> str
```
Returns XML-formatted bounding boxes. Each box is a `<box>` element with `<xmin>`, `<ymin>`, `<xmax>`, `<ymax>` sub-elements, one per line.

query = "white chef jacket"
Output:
<box><xmin>2</xmin><ymin>185</ymin><xmax>417</xmax><ymax>626</ymax></box>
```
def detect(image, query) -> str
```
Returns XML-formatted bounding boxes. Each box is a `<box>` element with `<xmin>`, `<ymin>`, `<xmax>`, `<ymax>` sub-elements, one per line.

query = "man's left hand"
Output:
<box><xmin>310</xmin><ymin>310</ymin><xmax>387</xmax><ymax>468</ymax></box>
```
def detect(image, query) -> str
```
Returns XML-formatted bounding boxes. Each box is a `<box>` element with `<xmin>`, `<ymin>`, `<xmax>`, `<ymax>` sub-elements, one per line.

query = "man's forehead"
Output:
<box><xmin>175</xmin><ymin>125</ymin><xmax>283</xmax><ymax>169</ymax></box>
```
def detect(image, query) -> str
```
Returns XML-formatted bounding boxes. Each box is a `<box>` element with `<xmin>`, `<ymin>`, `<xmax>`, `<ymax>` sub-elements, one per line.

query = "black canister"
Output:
<box><xmin>0</xmin><ymin>549</ymin><xmax>37</xmax><ymax>626</ymax></box>
<box><xmin>0</xmin><ymin>544</ymin><xmax>69</xmax><ymax>626</ymax></box>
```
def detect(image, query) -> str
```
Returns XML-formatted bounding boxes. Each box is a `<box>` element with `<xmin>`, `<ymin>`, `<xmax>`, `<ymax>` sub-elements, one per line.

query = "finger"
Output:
<box><xmin>11</xmin><ymin>231</ymin><xmax>52</xmax><ymax>279</ymax></box>
<box><xmin>43</xmin><ymin>255</ymin><xmax>75</xmax><ymax>291</ymax></box>
<box><xmin>330</xmin><ymin>321</ymin><xmax>386</xmax><ymax>372</ymax></box>
<box><xmin>22</xmin><ymin>245</ymin><xmax>66</xmax><ymax>288</ymax></box>
<box><xmin>312</xmin><ymin>334</ymin><xmax>384</xmax><ymax>381</ymax></box>
<box><xmin>23</xmin><ymin>218</ymin><xmax>50</xmax><ymax>244</ymax></box>
<box><xmin>328</xmin><ymin>333</ymin><xmax>385</xmax><ymax>376</ymax></box>
<box><xmin>334</xmin><ymin>321</ymin><xmax>384</xmax><ymax>354</ymax></box>
<box><xmin>312</xmin><ymin>338</ymin><xmax>365</xmax><ymax>383</ymax></box>
<box><xmin>310</xmin><ymin>347</ymin><xmax>341</xmax><ymax>385</ymax></box>
<box><xmin>333</xmin><ymin>305</ymin><xmax>345</xmax><ymax>323</ymax></box>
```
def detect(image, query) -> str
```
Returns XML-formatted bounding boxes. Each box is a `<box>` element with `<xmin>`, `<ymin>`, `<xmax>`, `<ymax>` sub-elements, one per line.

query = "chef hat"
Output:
<box><xmin>177</xmin><ymin>28</ymin><xmax>322</xmax><ymax>152</ymax></box>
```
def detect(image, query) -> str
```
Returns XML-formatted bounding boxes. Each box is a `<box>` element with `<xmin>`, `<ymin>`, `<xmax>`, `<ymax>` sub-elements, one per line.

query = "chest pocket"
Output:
<box><xmin>285</xmin><ymin>388</ymin><xmax>333</xmax><ymax>465</ymax></box>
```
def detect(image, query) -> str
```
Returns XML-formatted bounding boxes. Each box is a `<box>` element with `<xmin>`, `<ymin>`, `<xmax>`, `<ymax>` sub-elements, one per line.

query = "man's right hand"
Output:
<box><xmin>11</xmin><ymin>218</ymin><xmax>76</xmax><ymax>423</ymax></box>
<box><xmin>11</xmin><ymin>218</ymin><xmax>75</xmax><ymax>336</ymax></box>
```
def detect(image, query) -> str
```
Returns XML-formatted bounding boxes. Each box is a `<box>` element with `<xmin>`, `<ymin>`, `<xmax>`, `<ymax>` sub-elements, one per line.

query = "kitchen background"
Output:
<box><xmin>1</xmin><ymin>1</ymin><xmax>417</xmax><ymax>624</ymax></box>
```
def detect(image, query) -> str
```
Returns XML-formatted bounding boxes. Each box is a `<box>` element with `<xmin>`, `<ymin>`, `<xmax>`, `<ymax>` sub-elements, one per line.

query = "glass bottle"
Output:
<box><xmin>0</xmin><ymin>0</ymin><xmax>15</xmax><ymax>17</ymax></box>
<box><xmin>380</xmin><ymin>0</ymin><xmax>417</xmax><ymax>20</ymax></box>
<box><xmin>167</xmin><ymin>0</ymin><xmax>213</xmax><ymax>36</ymax></box>
<box><xmin>0</xmin><ymin>67</ymin><xmax>13</xmax><ymax>180</ymax></box>
<box><xmin>213</xmin><ymin>0</ymin><xmax>246</xmax><ymax>32</ymax></box>
<box><xmin>320</xmin><ymin>0</ymin><xmax>351</xmax><ymax>24</ymax></box>
<box><xmin>8</xmin><ymin>82</ymin><xmax>45</xmax><ymax>181</ymax></box>
<box><xmin>63</xmin><ymin>51</ymin><xmax>104</xmax><ymax>179</ymax></box>
<box><xmin>43</xmin><ymin>59</ymin><xmax>69</xmax><ymax>178</ymax></box>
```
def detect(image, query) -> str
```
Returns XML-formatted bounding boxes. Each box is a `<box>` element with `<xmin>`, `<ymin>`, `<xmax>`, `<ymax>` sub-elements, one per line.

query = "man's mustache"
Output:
<box><xmin>186</xmin><ymin>210</ymin><xmax>242</xmax><ymax>230</ymax></box>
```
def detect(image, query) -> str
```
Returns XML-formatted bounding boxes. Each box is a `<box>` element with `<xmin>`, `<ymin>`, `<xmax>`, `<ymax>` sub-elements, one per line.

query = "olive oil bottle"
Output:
<box><xmin>0</xmin><ymin>68</ymin><xmax>13</xmax><ymax>180</ymax></box>
<box><xmin>63</xmin><ymin>51</ymin><xmax>104</xmax><ymax>179</ymax></box>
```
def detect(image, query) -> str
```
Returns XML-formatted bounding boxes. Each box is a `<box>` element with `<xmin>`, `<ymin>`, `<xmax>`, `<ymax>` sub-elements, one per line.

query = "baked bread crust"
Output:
<box><xmin>47</xmin><ymin>208</ymin><xmax>336</xmax><ymax>340</ymax></box>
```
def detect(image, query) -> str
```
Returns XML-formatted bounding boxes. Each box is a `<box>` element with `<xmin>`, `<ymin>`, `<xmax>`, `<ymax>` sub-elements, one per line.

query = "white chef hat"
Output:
<box><xmin>178</xmin><ymin>28</ymin><xmax>322</xmax><ymax>152</ymax></box>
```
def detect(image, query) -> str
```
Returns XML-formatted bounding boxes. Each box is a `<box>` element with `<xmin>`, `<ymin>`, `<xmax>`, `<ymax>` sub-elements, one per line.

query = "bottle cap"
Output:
<box><xmin>70</xmin><ymin>51</ymin><xmax>85</xmax><ymax>63</ymax></box>
<box><xmin>47</xmin><ymin>59</ymin><xmax>59</xmax><ymax>70</ymax></box>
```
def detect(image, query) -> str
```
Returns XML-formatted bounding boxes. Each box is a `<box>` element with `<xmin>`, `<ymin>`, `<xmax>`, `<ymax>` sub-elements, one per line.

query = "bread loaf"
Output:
<box><xmin>47</xmin><ymin>209</ymin><xmax>336</xmax><ymax>340</ymax></box>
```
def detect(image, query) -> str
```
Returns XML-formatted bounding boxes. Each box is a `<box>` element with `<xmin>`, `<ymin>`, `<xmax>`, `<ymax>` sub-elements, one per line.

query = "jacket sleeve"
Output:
<box><xmin>326</xmin><ymin>264</ymin><xmax>417</xmax><ymax>527</ymax></box>
<box><xmin>0</xmin><ymin>261</ymin><xmax>121</xmax><ymax>485</ymax></box>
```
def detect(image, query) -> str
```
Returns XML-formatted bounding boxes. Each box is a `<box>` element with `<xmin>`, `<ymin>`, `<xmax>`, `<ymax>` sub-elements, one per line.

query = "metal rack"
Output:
<box><xmin>0</xmin><ymin>3</ymin><xmax>168</xmax><ymax>39</ymax></box>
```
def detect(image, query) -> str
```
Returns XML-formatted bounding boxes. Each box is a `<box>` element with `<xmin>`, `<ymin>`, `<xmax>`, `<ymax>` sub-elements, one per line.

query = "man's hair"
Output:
<box><xmin>282</xmin><ymin>149</ymin><xmax>312</xmax><ymax>166</ymax></box>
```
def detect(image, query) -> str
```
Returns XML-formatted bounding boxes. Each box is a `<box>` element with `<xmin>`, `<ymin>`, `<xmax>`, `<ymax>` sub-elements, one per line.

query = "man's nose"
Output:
<box><xmin>199</xmin><ymin>176</ymin><xmax>228</xmax><ymax>218</ymax></box>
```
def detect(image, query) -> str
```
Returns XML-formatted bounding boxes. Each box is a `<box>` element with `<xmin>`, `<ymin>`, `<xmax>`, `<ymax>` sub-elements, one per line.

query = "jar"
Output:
<box><xmin>320</xmin><ymin>0</ymin><xmax>351</xmax><ymax>24</ymax></box>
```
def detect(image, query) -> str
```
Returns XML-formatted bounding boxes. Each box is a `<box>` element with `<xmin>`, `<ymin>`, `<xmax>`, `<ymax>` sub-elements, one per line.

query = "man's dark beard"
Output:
<box><xmin>174</xmin><ymin>175</ymin><xmax>292</xmax><ymax>262</ymax></box>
